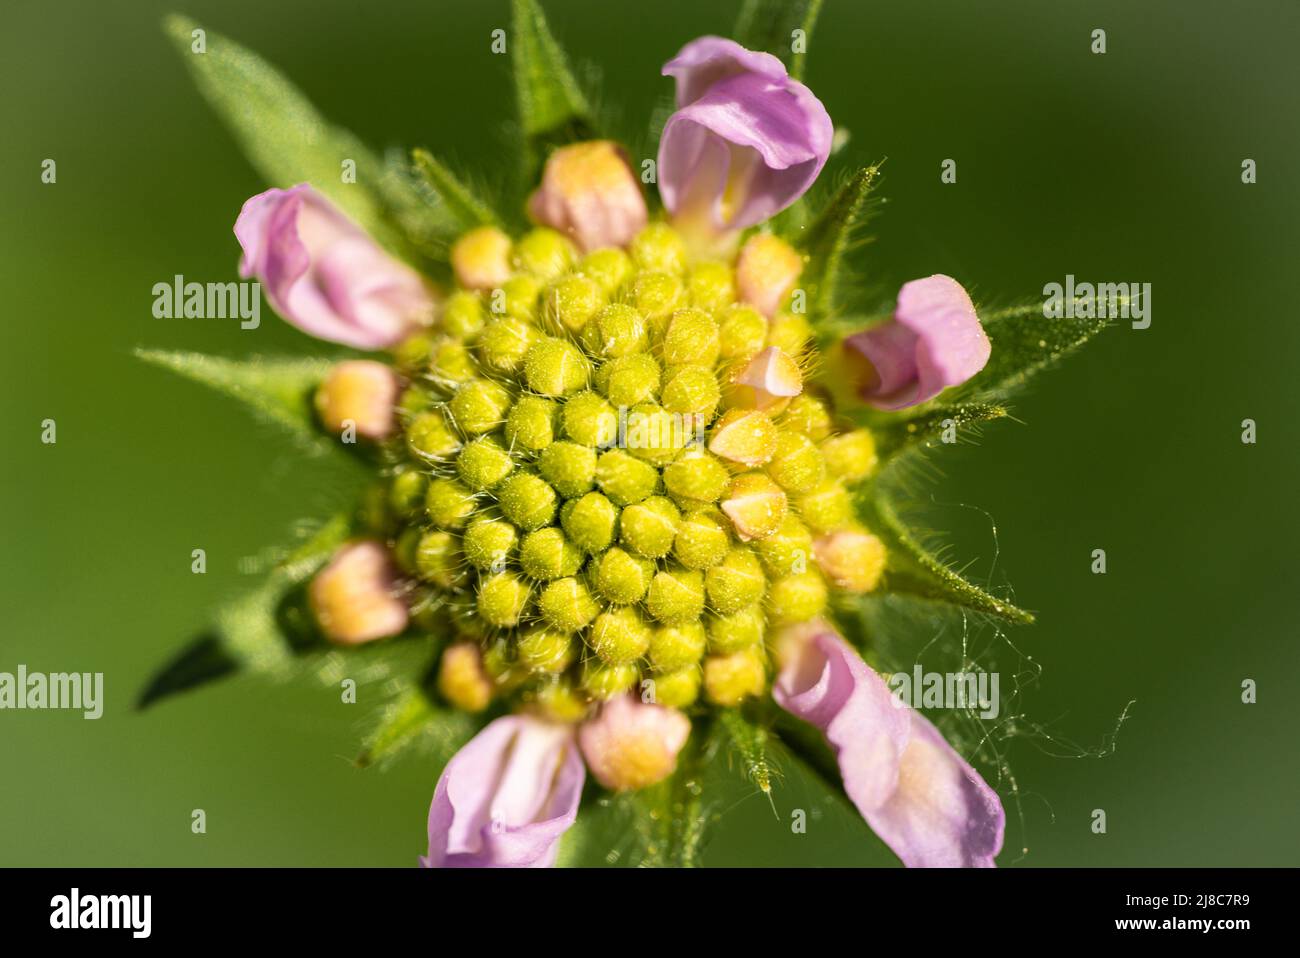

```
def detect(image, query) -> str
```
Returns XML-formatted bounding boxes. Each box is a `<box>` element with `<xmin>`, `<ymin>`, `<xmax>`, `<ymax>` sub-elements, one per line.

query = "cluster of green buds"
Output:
<box><xmin>326</xmin><ymin>220</ymin><xmax>886</xmax><ymax>723</ymax></box>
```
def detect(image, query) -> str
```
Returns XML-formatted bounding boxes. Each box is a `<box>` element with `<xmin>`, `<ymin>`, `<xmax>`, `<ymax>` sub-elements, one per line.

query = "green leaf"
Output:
<box><xmin>799</xmin><ymin>166</ymin><xmax>880</xmax><ymax>321</ymax></box>
<box><xmin>956</xmin><ymin>301</ymin><xmax>1111</xmax><ymax>404</ymax></box>
<box><xmin>856</xmin><ymin>490</ymin><xmax>1035</xmax><ymax>625</ymax></box>
<box><xmin>717</xmin><ymin>709</ymin><xmax>775</xmax><ymax>797</ymax></box>
<box><xmin>135</xmin><ymin>349</ymin><xmax>332</xmax><ymax>450</ymax></box>
<box><xmin>136</xmin><ymin>514</ymin><xmax>352</xmax><ymax>709</ymax></box>
<box><xmin>734</xmin><ymin>0</ymin><xmax>824</xmax><ymax>80</ymax></box>
<box><xmin>411</xmin><ymin>148</ymin><xmax>501</xmax><ymax>232</ymax></box>
<box><xmin>164</xmin><ymin>15</ymin><xmax>414</xmax><ymax>258</ymax></box>
<box><xmin>510</xmin><ymin>0</ymin><xmax>594</xmax><ymax>163</ymax></box>
<box><xmin>867</xmin><ymin>401</ymin><xmax>1010</xmax><ymax>465</ymax></box>
<box><xmin>355</xmin><ymin>684</ymin><xmax>480</xmax><ymax>770</ymax></box>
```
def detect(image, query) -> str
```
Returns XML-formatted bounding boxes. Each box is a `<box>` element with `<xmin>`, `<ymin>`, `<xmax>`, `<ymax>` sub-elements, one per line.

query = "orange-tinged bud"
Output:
<box><xmin>735</xmin><ymin>233</ymin><xmax>803</xmax><ymax>317</ymax></box>
<box><xmin>451</xmin><ymin>226</ymin><xmax>512</xmax><ymax>290</ymax></box>
<box><xmin>578</xmin><ymin>695</ymin><xmax>691</xmax><ymax>791</ymax></box>
<box><xmin>309</xmin><ymin>541</ymin><xmax>408</xmax><ymax>644</ymax></box>
<box><xmin>437</xmin><ymin>642</ymin><xmax>493</xmax><ymax>712</ymax></box>
<box><xmin>315</xmin><ymin>360</ymin><xmax>400</xmax><ymax>441</ymax></box>
<box><xmin>815</xmin><ymin>529</ymin><xmax>887</xmax><ymax>593</ymax></box>
<box><xmin>721</xmin><ymin>472</ymin><xmax>788</xmax><ymax>541</ymax></box>
<box><xmin>734</xmin><ymin>346</ymin><xmax>803</xmax><ymax>412</ymax></box>
<box><xmin>709</xmin><ymin>407</ymin><xmax>778</xmax><ymax>467</ymax></box>
<box><xmin>528</xmin><ymin>141</ymin><xmax>648</xmax><ymax>253</ymax></box>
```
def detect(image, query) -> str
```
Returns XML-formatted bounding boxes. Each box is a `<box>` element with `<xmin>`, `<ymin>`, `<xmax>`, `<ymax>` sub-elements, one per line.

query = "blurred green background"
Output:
<box><xmin>3</xmin><ymin>0</ymin><xmax>1297</xmax><ymax>866</ymax></box>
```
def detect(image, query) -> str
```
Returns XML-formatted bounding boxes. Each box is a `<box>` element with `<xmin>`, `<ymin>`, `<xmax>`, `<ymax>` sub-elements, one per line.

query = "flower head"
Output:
<box><xmin>529</xmin><ymin>141</ymin><xmax>648</xmax><ymax>253</ymax></box>
<box><xmin>423</xmin><ymin>715</ymin><xmax>584</xmax><ymax>867</ymax></box>
<box><xmin>235</xmin><ymin>184</ymin><xmax>434</xmax><ymax>349</ymax></box>
<box><xmin>773</xmin><ymin>624</ymin><xmax>1005</xmax><ymax>867</ymax></box>
<box><xmin>843</xmin><ymin>274</ymin><xmax>991</xmax><ymax>410</ymax></box>
<box><xmin>658</xmin><ymin>37</ymin><xmax>833</xmax><ymax>237</ymax></box>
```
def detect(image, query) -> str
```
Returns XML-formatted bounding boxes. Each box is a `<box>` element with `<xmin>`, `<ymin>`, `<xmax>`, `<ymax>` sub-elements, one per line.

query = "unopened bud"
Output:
<box><xmin>630</xmin><ymin>222</ymin><xmax>687</xmax><ymax>274</ymax></box>
<box><xmin>415</xmin><ymin>530</ymin><xmax>463</xmax><ymax>588</ymax></box>
<box><xmin>519</xmin><ymin>527</ymin><xmax>584</xmax><ymax>580</ymax></box>
<box><xmin>441</xmin><ymin>290</ymin><xmax>486</xmax><ymax>338</ymax></box>
<box><xmin>795</xmin><ymin>480</ymin><xmax>853</xmax><ymax>534</ymax></box>
<box><xmin>478</xmin><ymin>316</ymin><xmax>540</xmax><ymax>374</ymax></box>
<box><xmin>596</xmin><ymin>354</ymin><xmax>661</xmax><ymax>407</ymax></box>
<box><xmin>754</xmin><ymin>515</ymin><xmax>814</xmax><ymax>576</ymax></box>
<box><xmin>437</xmin><ymin>642</ymin><xmax>493</xmax><ymax>712</ymax></box>
<box><xmin>703</xmin><ymin>646</ymin><xmax>768</xmax><ymax>706</ymax></box>
<box><xmin>820</xmin><ymin>429</ymin><xmax>879</xmax><ymax>481</ymax></box>
<box><xmin>591</xmin><ymin>547</ymin><xmax>654</xmax><ymax>604</ymax></box>
<box><xmin>736</xmin><ymin>233</ymin><xmax>803</xmax><ymax>317</ymax></box>
<box><xmin>663</xmin><ymin>449</ymin><xmax>730</xmax><ymax>505</ymax></box>
<box><xmin>563</xmin><ymin>390</ymin><xmax>619</xmax><ymax>447</ymax></box>
<box><xmin>512</xmin><ymin>227</ymin><xmax>576</xmax><ymax>282</ymax></box>
<box><xmin>544</xmin><ymin>274</ymin><xmax>605</xmax><ymax>334</ymax></box>
<box><xmin>661</xmin><ymin>363</ymin><xmax>721</xmax><ymax>418</ymax></box>
<box><xmin>315</xmin><ymin>360</ymin><xmax>400</xmax><ymax>441</ymax></box>
<box><xmin>595</xmin><ymin>449</ymin><xmax>659</xmax><ymax>505</ymax></box>
<box><xmin>504</xmin><ymin>395</ymin><xmax>558</xmax><ymax>452</ymax></box>
<box><xmin>721</xmin><ymin>472</ymin><xmax>789</xmax><ymax>541</ymax></box>
<box><xmin>646</xmin><ymin>567</ymin><xmax>706</xmax><ymax>625</ymax></box>
<box><xmin>451</xmin><ymin>226</ymin><xmax>511</xmax><ymax>290</ymax></box>
<box><xmin>579</xmin><ymin>247</ymin><xmax>634</xmax><ymax>295</ymax></box>
<box><xmin>449</xmin><ymin>379</ymin><xmax>512</xmax><ymax>436</ymax></box>
<box><xmin>560</xmin><ymin>491</ymin><xmax>618</xmax><ymax>554</ymax></box>
<box><xmin>496</xmin><ymin>471</ymin><xmax>559</xmax><ymax>531</ymax></box>
<box><xmin>734</xmin><ymin>346</ymin><xmax>803</xmax><ymax>412</ymax></box>
<box><xmin>815</xmin><ymin>529</ymin><xmax>887</xmax><ymax>593</ymax></box>
<box><xmin>476</xmin><ymin>572</ymin><xmax>530</xmax><ymax>627</ymax></box>
<box><xmin>581</xmin><ymin>659</ymin><xmax>640</xmax><ymax>700</ymax></box>
<box><xmin>425</xmin><ymin>477</ymin><xmax>476</xmax><ymax>529</ymax></box>
<box><xmin>648</xmin><ymin>622</ymin><xmax>707</xmax><ymax>673</ymax></box>
<box><xmin>517</xmin><ymin>627</ymin><xmax>578</xmax><ymax>674</ymax></box>
<box><xmin>779</xmin><ymin>392</ymin><xmax>834</xmax><ymax>440</ymax></box>
<box><xmin>462</xmin><ymin>516</ymin><xmax>518</xmax><ymax>571</ymax></box>
<box><xmin>766</xmin><ymin>430</ymin><xmax>826</xmax><ymax>494</ymax></box>
<box><xmin>310</xmin><ymin>541</ymin><xmax>408</xmax><ymax>644</ymax></box>
<box><xmin>709</xmin><ymin>407</ymin><xmax>779</xmax><ymax>467</ymax></box>
<box><xmin>538</xmin><ymin>577</ymin><xmax>601</xmax><ymax>633</ymax></box>
<box><xmin>662</xmin><ymin>308</ymin><xmax>721</xmax><ymax>365</ymax></box>
<box><xmin>651</xmin><ymin>667</ymin><xmax>701</xmax><ymax>708</ymax></box>
<box><xmin>455</xmin><ymin>436</ymin><xmax>515</xmax><ymax>491</ymax></box>
<box><xmin>589</xmin><ymin>303</ymin><xmax>649</xmax><ymax>357</ymax></box>
<box><xmin>525</xmin><ymin>337</ymin><xmax>591</xmax><ymax>397</ymax></box>
<box><xmin>578</xmin><ymin>695</ymin><xmax>691</xmax><ymax>791</ymax></box>
<box><xmin>717</xmin><ymin>303</ymin><xmax>768</xmax><ymax>361</ymax></box>
<box><xmin>631</xmin><ymin>271</ymin><xmax>683</xmax><ymax>325</ymax></box>
<box><xmin>528</xmin><ymin>141</ymin><xmax>648</xmax><ymax>254</ymax></box>
<box><xmin>687</xmin><ymin>260</ymin><xmax>736</xmax><ymax>312</ymax></box>
<box><xmin>672</xmin><ymin>509</ymin><xmax>730</xmax><ymax>569</ymax></box>
<box><xmin>704</xmin><ymin>547</ymin><xmax>766</xmax><ymax>614</ymax></box>
<box><xmin>708</xmin><ymin>605</ymin><xmax>765</xmax><ymax>654</ymax></box>
<box><xmin>768</xmin><ymin>570</ymin><xmax>829</xmax><ymax>625</ymax></box>
<box><xmin>588</xmin><ymin>606</ymin><xmax>653</xmax><ymax>664</ymax></box>
<box><xmin>538</xmin><ymin>440</ymin><xmax>598</xmax><ymax>498</ymax></box>
<box><xmin>619</xmin><ymin>495</ymin><xmax>682</xmax><ymax>559</ymax></box>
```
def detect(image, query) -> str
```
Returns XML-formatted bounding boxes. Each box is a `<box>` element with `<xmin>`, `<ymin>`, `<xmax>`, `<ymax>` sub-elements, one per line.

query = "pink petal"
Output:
<box><xmin>423</xmin><ymin>716</ymin><xmax>584</xmax><ymax>868</ymax></box>
<box><xmin>234</xmin><ymin>184</ymin><xmax>433</xmax><ymax>349</ymax></box>
<box><xmin>773</xmin><ymin>625</ymin><xmax>1005</xmax><ymax>867</ymax></box>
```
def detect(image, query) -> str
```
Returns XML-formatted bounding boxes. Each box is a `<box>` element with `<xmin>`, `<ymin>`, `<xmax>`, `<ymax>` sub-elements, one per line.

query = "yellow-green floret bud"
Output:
<box><xmin>537</xmin><ymin>577</ymin><xmax>602</xmax><ymax>633</ymax></box>
<box><xmin>388</xmin><ymin>468</ymin><xmax>428</xmax><ymax>518</ymax></box>
<box><xmin>588</xmin><ymin>606</ymin><xmax>653</xmax><ymax>664</ymax></box>
<box><xmin>619</xmin><ymin>495</ymin><xmax>681</xmax><ymax>559</ymax></box>
<box><xmin>630</xmin><ymin>222</ymin><xmax>687</xmax><ymax>274</ymax></box>
<box><xmin>512</xmin><ymin>227</ymin><xmax>576</xmax><ymax>282</ymax></box>
<box><xmin>590</xmin><ymin>303</ymin><xmax>648</xmax><ymax>357</ymax></box>
<box><xmin>595</xmin><ymin>353</ymin><xmax>661</xmax><ymax>407</ymax></box>
<box><xmin>578</xmin><ymin>247</ymin><xmax>634</xmax><ymax>296</ymax></box>
<box><xmin>661</xmin><ymin>363</ymin><xmax>722</xmax><ymax>418</ymax></box>
<box><xmin>704</xmin><ymin>546</ymin><xmax>766</xmax><ymax>614</ymax></box>
<box><xmin>524</xmin><ymin>337</ymin><xmax>590</xmax><ymax>397</ymax></box>
<box><xmin>766</xmin><ymin>430</ymin><xmax>827</xmax><ymax>494</ymax></box>
<box><xmin>704</xmin><ymin>646</ymin><xmax>768</xmax><ymax>706</ymax></box>
<box><xmin>563</xmin><ymin>390</ymin><xmax>619</xmax><ymax>447</ymax></box>
<box><xmin>517</xmin><ymin>627</ymin><xmax>578</xmax><ymax>674</ymax></box>
<box><xmin>707</xmin><ymin>605</ymin><xmax>766</xmax><ymax>654</ymax></box>
<box><xmin>478</xmin><ymin>316</ymin><xmax>539</xmax><ymax>374</ymax></box>
<box><xmin>414</xmin><ymin>530</ymin><xmax>461</xmax><ymax>588</ymax></box>
<box><xmin>650</xmin><ymin>667</ymin><xmax>701</xmax><ymax>708</ymax></box>
<box><xmin>519</xmin><ymin>527</ymin><xmax>584</xmax><ymax>580</ymax></box>
<box><xmin>795</xmin><ymin>479</ymin><xmax>853</xmax><ymax>534</ymax></box>
<box><xmin>662</xmin><ymin>308</ymin><xmax>721</xmax><ymax>366</ymax></box>
<box><xmin>456</xmin><ymin>436</ymin><xmax>514</xmax><ymax>491</ymax></box>
<box><xmin>538</xmin><ymin>441</ymin><xmax>597</xmax><ymax>498</ymax></box>
<box><xmin>673</xmin><ymin>509</ymin><xmax>731</xmax><ymax>569</ymax></box>
<box><xmin>591</xmin><ymin>547</ymin><xmax>654</xmax><ymax>604</ymax></box>
<box><xmin>449</xmin><ymin>379</ymin><xmax>512</xmax><ymax>436</ymax></box>
<box><xmin>754</xmin><ymin>514</ymin><xmax>814</xmax><ymax>577</ymax></box>
<box><xmin>595</xmin><ymin>449</ymin><xmax>659</xmax><ymax>505</ymax></box>
<box><xmin>646</xmin><ymin>567</ymin><xmax>706</xmax><ymax>625</ymax></box>
<box><xmin>544</xmin><ymin>274</ymin><xmax>604</xmax><ymax>333</ymax></box>
<box><xmin>630</xmin><ymin>271</ymin><xmax>683</xmax><ymax>325</ymax></box>
<box><xmin>476</xmin><ymin>572</ymin><xmax>530</xmax><ymax>627</ymax></box>
<box><xmin>496</xmin><ymin>471</ymin><xmax>559</xmax><ymax>531</ymax></box>
<box><xmin>718</xmin><ymin>304</ymin><xmax>768</xmax><ymax>361</ymax></box>
<box><xmin>662</xmin><ymin>449</ymin><xmax>730</xmax><ymax>505</ymax></box>
<box><xmin>559</xmin><ymin>491</ymin><xmax>618</xmax><ymax>553</ymax></box>
<box><xmin>425</xmin><ymin>477</ymin><xmax>476</xmax><ymax>529</ymax></box>
<box><xmin>581</xmin><ymin>659</ymin><xmax>640</xmax><ymax>700</ymax></box>
<box><xmin>441</xmin><ymin>290</ymin><xmax>487</xmax><ymax>339</ymax></box>
<box><xmin>462</xmin><ymin>516</ymin><xmax>518</xmax><ymax>571</ymax></box>
<box><xmin>504</xmin><ymin>395</ymin><xmax>558</xmax><ymax>452</ymax></box>
<box><xmin>648</xmin><ymin>621</ymin><xmax>707</xmax><ymax>673</ymax></box>
<box><xmin>687</xmin><ymin>260</ymin><xmax>736</xmax><ymax>312</ymax></box>
<box><xmin>498</xmin><ymin>274</ymin><xmax>543</xmax><ymax>323</ymax></box>
<box><xmin>768</xmin><ymin>569</ymin><xmax>828</xmax><ymax>625</ymax></box>
<box><xmin>406</xmin><ymin>410</ymin><xmax>461</xmax><ymax>461</ymax></box>
<box><xmin>780</xmin><ymin>392</ymin><xmax>834</xmax><ymax>440</ymax></box>
<box><xmin>819</xmin><ymin>429</ymin><xmax>879</xmax><ymax>481</ymax></box>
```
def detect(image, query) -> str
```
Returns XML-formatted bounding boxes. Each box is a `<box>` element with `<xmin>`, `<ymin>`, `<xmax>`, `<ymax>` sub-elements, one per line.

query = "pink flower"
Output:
<box><xmin>773</xmin><ymin>624</ymin><xmax>1005</xmax><ymax>867</ymax></box>
<box><xmin>235</xmin><ymin>184</ymin><xmax>433</xmax><ymax>349</ymax></box>
<box><xmin>578</xmin><ymin>695</ymin><xmax>691</xmax><ymax>791</ymax></box>
<box><xmin>658</xmin><ymin>37</ymin><xmax>833</xmax><ymax>234</ymax></box>
<box><xmin>844</xmin><ymin>275</ymin><xmax>991</xmax><ymax>410</ymax></box>
<box><xmin>423</xmin><ymin>715</ymin><xmax>585</xmax><ymax>868</ymax></box>
<box><xmin>528</xmin><ymin>141</ymin><xmax>648</xmax><ymax>253</ymax></box>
